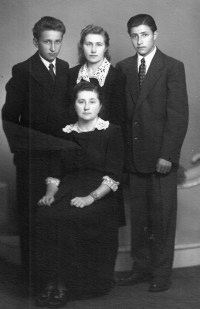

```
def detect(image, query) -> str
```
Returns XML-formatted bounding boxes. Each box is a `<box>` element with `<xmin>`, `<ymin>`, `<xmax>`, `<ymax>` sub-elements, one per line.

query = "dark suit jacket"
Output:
<box><xmin>68</xmin><ymin>64</ymin><xmax>126</xmax><ymax>129</ymax></box>
<box><xmin>116</xmin><ymin>48</ymin><xmax>189</xmax><ymax>173</ymax></box>
<box><xmin>2</xmin><ymin>51</ymin><xmax>70</xmax><ymax>159</ymax></box>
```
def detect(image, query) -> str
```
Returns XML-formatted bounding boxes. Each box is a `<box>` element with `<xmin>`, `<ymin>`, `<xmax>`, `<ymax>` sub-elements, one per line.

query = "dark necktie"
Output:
<box><xmin>49</xmin><ymin>63</ymin><xmax>55</xmax><ymax>81</ymax></box>
<box><xmin>139</xmin><ymin>58</ymin><xmax>146</xmax><ymax>89</ymax></box>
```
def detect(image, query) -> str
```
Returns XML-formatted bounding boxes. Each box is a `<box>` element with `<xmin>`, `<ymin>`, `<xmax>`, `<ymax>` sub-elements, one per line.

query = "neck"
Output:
<box><xmin>87</xmin><ymin>58</ymin><xmax>104</xmax><ymax>75</ymax></box>
<box><xmin>77</xmin><ymin>117</ymin><xmax>99</xmax><ymax>132</ymax></box>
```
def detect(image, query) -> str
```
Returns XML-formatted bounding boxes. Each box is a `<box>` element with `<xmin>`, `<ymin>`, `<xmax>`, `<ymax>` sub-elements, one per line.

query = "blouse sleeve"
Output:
<box><xmin>104</xmin><ymin>125</ymin><xmax>125</xmax><ymax>184</ymax></box>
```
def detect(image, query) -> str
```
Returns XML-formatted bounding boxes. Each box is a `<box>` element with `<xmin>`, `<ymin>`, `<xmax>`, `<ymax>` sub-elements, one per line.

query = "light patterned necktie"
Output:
<box><xmin>139</xmin><ymin>58</ymin><xmax>146</xmax><ymax>89</ymax></box>
<box><xmin>49</xmin><ymin>63</ymin><xmax>56</xmax><ymax>81</ymax></box>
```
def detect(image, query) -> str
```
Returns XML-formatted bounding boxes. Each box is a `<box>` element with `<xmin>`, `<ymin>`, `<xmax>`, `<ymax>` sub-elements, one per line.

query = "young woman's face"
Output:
<box><xmin>83</xmin><ymin>34</ymin><xmax>107</xmax><ymax>66</ymax></box>
<box><xmin>75</xmin><ymin>90</ymin><xmax>102</xmax><ymax>122</ymax></box>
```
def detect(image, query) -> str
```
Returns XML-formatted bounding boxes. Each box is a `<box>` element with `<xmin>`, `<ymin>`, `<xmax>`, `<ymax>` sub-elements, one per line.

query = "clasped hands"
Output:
<box><xmin>38</xmin><ymin>195</ymin><xmax>94</xmax><ymax>208</ymax></box>
<box><xmin>156</xmin><ymin>158</ymin><xmax>172</xmax><ymax>174</ymax></box>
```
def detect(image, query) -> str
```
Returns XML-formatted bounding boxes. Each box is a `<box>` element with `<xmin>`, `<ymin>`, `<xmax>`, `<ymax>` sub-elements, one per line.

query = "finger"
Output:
<box><xmin>39</xmin><ymin>198</ymin><xmax>45</xmax><ymax>206</ymax></box>
<box><xmin>156</xmin><ymin>164</ymin><xmax>161</xmax><ymax>173</ymax></box>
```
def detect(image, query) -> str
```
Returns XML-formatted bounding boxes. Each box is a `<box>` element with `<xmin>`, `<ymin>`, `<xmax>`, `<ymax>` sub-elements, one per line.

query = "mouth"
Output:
<box><xmin>49</xmin><ymin>53</ymin><xmax>57</xmax><ymax>56</ymax></box>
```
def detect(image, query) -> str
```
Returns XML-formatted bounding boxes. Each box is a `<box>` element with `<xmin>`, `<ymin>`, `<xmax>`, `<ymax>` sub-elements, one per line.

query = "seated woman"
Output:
<box><xmin>68</xmin><ymin>24</ymin><xmax>126</xmax><ymax>129</ymax></box>
<box><xmin>35</xmin><ymin>82</ymin><xmax>125</xmax><ymax>308</ymax></box>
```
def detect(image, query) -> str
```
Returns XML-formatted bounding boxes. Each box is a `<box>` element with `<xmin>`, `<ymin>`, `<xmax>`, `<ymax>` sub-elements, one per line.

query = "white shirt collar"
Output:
<box><xmin>76</xmin><ymin>58</ymin><xmax>110</xmax><ymax>87</ymax></box>
<box><xmin>62</xmin><ymin>117</ymin><xmax>110</xmax><ymax>133</ymax></box>
<box><xmin>39</xmin><ymin>53</ymin><xmax>56</xmax><ymax>74</ymax></box>
<box><xmin>137</xmin><ymin>46</ymin><xmax>157</xmax><ymax>73</ymax></box>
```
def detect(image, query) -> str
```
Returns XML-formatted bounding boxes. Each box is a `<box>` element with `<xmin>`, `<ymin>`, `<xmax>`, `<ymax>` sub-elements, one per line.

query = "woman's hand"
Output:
<box><xmin>70</xmin><ymin>195</ymin><xmax>94</xmax><ymax>208</ymax></box>
<box><xmin>38</xmin><ymin>195</ymin><xmax>55</xmax><ymax>207</ymax></box>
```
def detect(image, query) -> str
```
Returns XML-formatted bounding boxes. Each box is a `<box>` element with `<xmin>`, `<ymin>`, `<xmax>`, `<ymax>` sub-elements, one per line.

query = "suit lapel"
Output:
<box><xmin>29</xmin><ymin>52</ymin><xmax>55</xmax><ymax>96</ymax></box>
<box><xmin>136</xmin><ymin>49</ymin><xmax>164</xmax><ymax>110</ymax></box>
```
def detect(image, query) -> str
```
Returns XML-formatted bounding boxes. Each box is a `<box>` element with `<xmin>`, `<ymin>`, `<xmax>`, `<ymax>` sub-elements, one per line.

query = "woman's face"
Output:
<box><xmin>75</xmin><ymin>90</ymin><xmax>102</xmax><ymax>122</ymax></box>
<box><xmin>83</xmin><ymin>34</ymin><xmax>107</xmax><ymax>66</ymax></box>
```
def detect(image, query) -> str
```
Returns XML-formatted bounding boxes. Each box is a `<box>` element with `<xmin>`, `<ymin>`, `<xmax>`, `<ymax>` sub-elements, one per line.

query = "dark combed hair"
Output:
<box><xmin>32</xmin><ymin>16</ymin><xmax>66</xmax><ymax>39</ymax></box>
<box><xmin>127</xmin><ymin>14</ymin><xmax>157</xmax><ymax>34</ymax></box>
<box><xmin>77</xmin><ymin>24</ymin><xmax>111</xmax><ymax>65</ymax></box>
<box><xmin>72</xmin><ymin>81</ymin><xmax>104</xmax><ymax>104</ymax></box>
<box><xmin>70</xmin><ymin>81</ymin><xmax>104</xmax><ymax>120</ymax></box>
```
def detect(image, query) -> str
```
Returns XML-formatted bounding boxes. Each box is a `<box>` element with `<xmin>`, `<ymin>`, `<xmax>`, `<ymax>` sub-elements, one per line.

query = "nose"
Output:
<box><xmin>50</xmin><ymin>43</ymin><xmax>56</xmax><ymax>52</ymax></box>
<box><xmin>91</xmin><ymin>44</ymin><xmax>96</xmax><ymax>53</ymax></box>
<box><xmin>84</xmin><ymin>102</ymin><xmax>90</xmax><ymax>110</ymax></box>
<box><xmin>138</xmin><ymin>36</ymin><xmax>143</xmax><ymax>45</ymax></box>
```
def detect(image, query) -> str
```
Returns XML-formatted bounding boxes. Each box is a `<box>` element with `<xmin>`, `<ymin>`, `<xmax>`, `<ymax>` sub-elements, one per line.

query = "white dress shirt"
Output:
<box><xmin>39</xmin><ymin>53</ymin><xmax>56</xmax><ymax>74</ymax></box>
<box><xmin>137</xmin><ymin>46</ymin><xmax>157</xmax><ymax>73</ymax></box>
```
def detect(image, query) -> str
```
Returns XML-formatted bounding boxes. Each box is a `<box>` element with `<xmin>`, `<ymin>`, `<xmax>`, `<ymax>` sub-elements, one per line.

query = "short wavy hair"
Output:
<box><xmin>77</xmin><ymin>24</ymin><xmax>111</xmax><ymax>65</ymax></box>
<box><xmin>32</xmin><ymin>16</ymin><xmax>66</xmax><ymax>40</ymax></box>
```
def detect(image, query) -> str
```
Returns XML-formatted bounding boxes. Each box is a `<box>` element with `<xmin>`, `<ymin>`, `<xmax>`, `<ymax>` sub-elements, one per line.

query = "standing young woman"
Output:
<box><xmin>35</xmin><ymin>82</ymin><xmax>124</xmax><ymax>308</ymax></box>
<box><xmin>68</xmin><ymin>24</ymin><xmax>126</xmax><ymax>128</ymax></box>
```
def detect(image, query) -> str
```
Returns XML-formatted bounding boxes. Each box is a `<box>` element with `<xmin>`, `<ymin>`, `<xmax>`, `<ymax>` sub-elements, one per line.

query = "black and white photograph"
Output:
<box><xmin>0</xmin><ymin>0</ymin><xmax>200</xmax><ymax>308</ymax></box>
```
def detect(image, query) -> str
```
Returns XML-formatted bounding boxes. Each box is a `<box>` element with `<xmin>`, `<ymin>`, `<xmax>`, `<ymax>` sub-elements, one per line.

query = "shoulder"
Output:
<box><xmin>69</xmin><ymin>64</ymin><xmax>82</xmax><ymax>75</ymax></box>
<box><xmin>103</xmin><ymin>123</ymin><xmax>122</xmax><ymax>138</ymax></box>
<box><xmin>11</xmin><ymin>53</ymin><xmax>40</xmax><ymax>75</ymax></box>
<box><xmin>116</xmin><ymin>56</ymin><xmax>136</xmax><ymax>68</ymax></box>
<box><xmin>157</xmin><ymin>49</ymin><xmax>185</xmax><ymax>68</ymax></box>
<box><xmin>10</xmin><ymin>56</ymin><xmax>33</xmax><ymax>79</ymax></box>
<box><xmin>107</xmin><ymin>65</ymin><xmax>126</xmax><ymax>82</ymax></box>
<box><xmin>56</xmin><ymin>57</ymin><xmax>69</xmax><ymax>69</ymax></box>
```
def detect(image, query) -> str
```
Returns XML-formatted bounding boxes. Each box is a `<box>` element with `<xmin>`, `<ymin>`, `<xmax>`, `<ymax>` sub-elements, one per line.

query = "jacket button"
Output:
<box><xmin>134</xmin><ymin>121</ymin><xmax>138</xmax><ymax>125</ymax></box>
<box><xmin>134</xmin><ymin>137</ymin><xmax>138</xmax><ymax>140</ymax></box>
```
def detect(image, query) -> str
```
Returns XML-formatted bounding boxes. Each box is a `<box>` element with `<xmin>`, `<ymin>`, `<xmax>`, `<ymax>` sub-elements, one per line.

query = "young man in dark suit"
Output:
<box><xmin>116</xmin><ymin>14</ymin><xmax>188</xmax><ymax>292</ymax></box>
<box><xmin>1</xmin><ymin>16</ymin><xmax>70</xmax><ymax>291</ymax></box>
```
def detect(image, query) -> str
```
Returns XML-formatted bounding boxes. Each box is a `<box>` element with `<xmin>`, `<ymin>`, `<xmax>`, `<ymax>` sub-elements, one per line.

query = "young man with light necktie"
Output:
<box><xmin>116</xmin><ymin>14</ymin><xmax>188</xmax><ymax>292</ymax></box>
<box><xmin>2</xmin><ymin>16</ymin><xmax>70</xmax><ymax>294</ymax></box>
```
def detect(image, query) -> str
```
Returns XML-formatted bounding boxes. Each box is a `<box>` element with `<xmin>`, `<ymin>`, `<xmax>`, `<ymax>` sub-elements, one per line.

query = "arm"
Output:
<box><xmin>70</xmin><ymin>183</ymin><xmax>111</xmax><ymax>208</ymax></box>
<box><xmin>38</xmin><ymin>181</ymin><xmax>59</xmax><ymax>206</ymax></box>
<box><xmin>158</xmin><ymin>61</ymin><xmax>189</xmax><ymax>171</ymax></box>
<box><xmin>38</xmin><ymin>148</ymin><xmax>63</xmax><ymax>206</ymax></box>
<box><xmin>71</xmin><ymin>126</ymin><xmax>125</xmax><ymax>208</ymax></box>
<box><xmin>2</xmin><ymin>64</ymin><xmax>28</xmax><ymax>153</ymax></box>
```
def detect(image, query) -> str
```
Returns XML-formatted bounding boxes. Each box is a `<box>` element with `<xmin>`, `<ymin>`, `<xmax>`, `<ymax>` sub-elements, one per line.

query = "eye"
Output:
<box><xmin>90</xmin><ymin>100</ymin><xmax>96</xmax><ymax>104</ymax></box>
<box><xmin>97</xmin><ymin>43</ymin><xmax>103</xmax><ymax>46</ymax></box>
<box><xmin>85</xmin><ymin>42</ymin><xmax>91</xmax><ymax>46</ymax></box>
<box><xmin>77</xmin><ymin>100</ymin><xmax>84</xmax><ymax>104</ymax></box>
<box><xmin>55</xmin><ymin>40</ymin><xmax>61</xmax><ymax>44</ymax></box>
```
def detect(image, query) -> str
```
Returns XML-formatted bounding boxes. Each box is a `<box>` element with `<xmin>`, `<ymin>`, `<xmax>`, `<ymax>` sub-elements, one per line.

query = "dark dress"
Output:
<box><xmin>68</xmin><ymin>64</ymin><xmax>126</xmax><ymax>129</ymax></box>
<box><xmin>35</xmin><ymin>124</ymin><xmax>124</xmax><ymax>298</ymax></box>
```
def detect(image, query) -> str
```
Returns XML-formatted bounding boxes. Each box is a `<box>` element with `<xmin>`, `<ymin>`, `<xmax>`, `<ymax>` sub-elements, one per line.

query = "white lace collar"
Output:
<box><xmin>62</xmin><ymin>117</ymin><xmax>109</xmax><ymax>133</ymax></box>
<box><xmin>76</xmin><ymin>58</ymin><xmax>110</xmax><ymax>87</ymax></box>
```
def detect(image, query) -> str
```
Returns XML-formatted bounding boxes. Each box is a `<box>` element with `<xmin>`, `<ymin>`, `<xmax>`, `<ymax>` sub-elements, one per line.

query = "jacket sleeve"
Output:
<box><xmin>159</xmin><ymin>61</ymin><xmax>189</xmax><ymax>164</ymax></box>
<box><xmin>2</xmin><ymin>64</ymin><xmax>28</xmax><ymax>153</ymax></box>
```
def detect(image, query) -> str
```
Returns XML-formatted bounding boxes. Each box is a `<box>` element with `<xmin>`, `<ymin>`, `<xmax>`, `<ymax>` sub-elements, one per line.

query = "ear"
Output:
<box><xmin>153</xmin><ymin>30</ymin><xmax>158</xmax><ymax>40</ymax></box>
<box><xmin>33</xmin><ymin>38</ymin><xmax>38</xmax><ymax>48</ymax></box>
